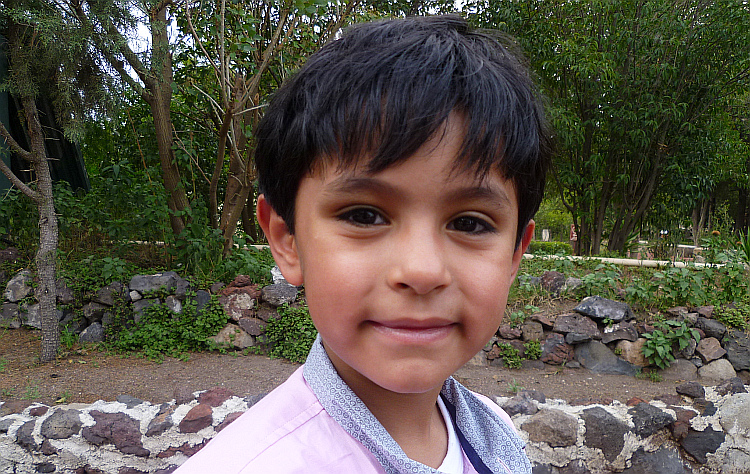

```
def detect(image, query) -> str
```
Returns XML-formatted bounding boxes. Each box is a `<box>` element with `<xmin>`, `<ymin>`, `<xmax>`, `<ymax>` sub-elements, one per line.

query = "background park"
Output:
<box><xmin>1</xmin><ymin>1</ymin><xmax>750</xmax><ymax>471</ymax></box>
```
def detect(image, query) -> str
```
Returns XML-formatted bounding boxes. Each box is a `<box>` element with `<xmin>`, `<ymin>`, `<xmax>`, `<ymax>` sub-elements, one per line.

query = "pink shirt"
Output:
<box><xmin>176</xmin><ymin>367</ymin><xmax>520</xmax><ymax>473</ymax></box>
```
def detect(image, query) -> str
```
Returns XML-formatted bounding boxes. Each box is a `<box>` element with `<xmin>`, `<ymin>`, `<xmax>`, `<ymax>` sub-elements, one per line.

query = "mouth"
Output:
<box><xmin>369</xmin><ymin>319</ymin><xmax>455</xmax><ymax>344</ymax></box>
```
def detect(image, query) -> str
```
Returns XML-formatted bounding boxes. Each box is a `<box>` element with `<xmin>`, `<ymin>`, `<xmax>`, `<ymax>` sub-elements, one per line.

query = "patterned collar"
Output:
<box><xmin>303</xmin><ymin>336</ymin><xmax>531</xmax><ymax>474</ymax></box>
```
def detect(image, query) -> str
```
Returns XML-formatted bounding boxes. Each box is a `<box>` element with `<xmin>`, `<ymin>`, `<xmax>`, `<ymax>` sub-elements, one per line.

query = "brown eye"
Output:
<box><xmin>338</xmin><ymin>208</ymin><xmax>386</xmax><ymax>226</ymax></box>
<box><xmin>449</xmin><ymin>216</ymin><xmax>495</xmax><ymax>234</ymax></box>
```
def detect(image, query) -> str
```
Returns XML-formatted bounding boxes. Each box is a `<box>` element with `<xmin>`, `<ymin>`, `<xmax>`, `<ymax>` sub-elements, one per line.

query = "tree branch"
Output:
<box><xmin>0</xmin><ymin>124</ymin><xmax>41</xmax><ymax>202</ymax></box>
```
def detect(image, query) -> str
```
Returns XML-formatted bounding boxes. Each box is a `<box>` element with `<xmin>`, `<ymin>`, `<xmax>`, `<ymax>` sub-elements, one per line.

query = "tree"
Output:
<box><xmin>0</xmin><ymin>0</ymin><xmax>110</xmax><ymax>361</ymax></box>
<box><xmin>468</xmin><ymin>0</ymin><xmax>750</xmax><ymax>254</ymax></box>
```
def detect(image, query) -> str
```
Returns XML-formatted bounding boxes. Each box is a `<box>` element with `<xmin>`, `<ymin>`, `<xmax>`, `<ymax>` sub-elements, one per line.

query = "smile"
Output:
<box><xmin>369</xmin><ymin>320</ymin><xmax>455</xmax><ymax>344</ymax></box>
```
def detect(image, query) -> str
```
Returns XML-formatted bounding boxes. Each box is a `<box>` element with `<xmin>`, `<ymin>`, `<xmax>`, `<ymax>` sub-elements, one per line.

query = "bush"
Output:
<box><xmin>527</xmin><ymin>241</ymin><xmax>573</xmax><ymax>256</ymax></box>
<box><xmin>264</xmin><ymin>304</ymin><xmax>318</xmax><ymax>363</ymax></box>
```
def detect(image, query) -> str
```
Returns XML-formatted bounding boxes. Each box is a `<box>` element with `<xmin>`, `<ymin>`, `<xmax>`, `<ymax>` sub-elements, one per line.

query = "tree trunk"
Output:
<box><xmin>20</xmin><ymin>97</ymin><xmax>59</xmax><ymax>362</ymax></box>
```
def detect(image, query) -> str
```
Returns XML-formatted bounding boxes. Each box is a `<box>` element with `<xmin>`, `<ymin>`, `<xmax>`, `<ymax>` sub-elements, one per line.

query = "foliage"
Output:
<box><xmin>527</xmin><ymin>241</ymin><xmax>573</xmax><ymax>256</ymax></box>
<box><xmin>714</xmin><ymin>303</ymin><xmax>750</xmax><ymax>330</ymax></box>
<box><xmin>506</xmin><ymin>379</ymin><xmax>524</xmax><ymax>393</ymax></box>
<box><xmin>107</xmin><ymin>294</ymin><xmax>227</xmax><ymax>361</ymax></box>
<box><xmin>496</xmin><ymin>342</ymin><xmax>523</xmax><ymax>369</ymax></box>
<box><xmin>642</xmin><ymin>320</ymin><xmax>700</xmax><ymax>369</ymax></box>
<box><xmin>735</xmin><ymin>231</ymin><xmax>750</xmax><ymax>264</ymax></box>
<box><xmin>468</xmin><ymin>0</ymin><xmax>750</xmax><ymax>255</ymax></box>
<box><xmin>523</xmin><ymin>340</ymin><xmax>542</xmax><ymax>360</ymax></box>
<box><xmin>265</xmin><ymin>304</ymin><xmax>317</xmax><ymax>363</ymax></box>
<box><xmin>578</xmin><ymin>264</ymin><xmax>621</xmax><ymax>299</ymax></box>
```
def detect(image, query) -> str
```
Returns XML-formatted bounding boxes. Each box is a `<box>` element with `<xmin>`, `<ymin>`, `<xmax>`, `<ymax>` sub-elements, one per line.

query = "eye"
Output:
<box><xmin>337</xmin><ymin>207</ymin><xmax>387</xmax><ymax>226</ymax></box>
<box><xmin>448</xmin><ymin>215</ymin><xmax>496</xmax><ymax>234</ymax></box>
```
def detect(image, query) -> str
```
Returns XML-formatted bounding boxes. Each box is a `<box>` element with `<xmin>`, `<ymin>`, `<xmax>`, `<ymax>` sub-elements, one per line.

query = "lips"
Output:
<box><xmin>369</xmin><ymin>319</ymin><xmax>455</xmax><ymax>344</ymax></box>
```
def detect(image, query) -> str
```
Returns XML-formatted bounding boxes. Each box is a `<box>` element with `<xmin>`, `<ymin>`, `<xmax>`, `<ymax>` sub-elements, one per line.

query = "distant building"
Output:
<box><xmin>0</xmin><ymin>35</ymin><xmax>89</xmax><ymax>195</ymax></box>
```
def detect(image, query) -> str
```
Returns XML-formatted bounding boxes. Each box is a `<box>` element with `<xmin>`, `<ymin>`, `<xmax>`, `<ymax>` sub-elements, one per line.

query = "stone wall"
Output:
<box><xmin>2</xmin><ymin>381</ymin><xmax>750</xmax><ymax>473</ymax></box>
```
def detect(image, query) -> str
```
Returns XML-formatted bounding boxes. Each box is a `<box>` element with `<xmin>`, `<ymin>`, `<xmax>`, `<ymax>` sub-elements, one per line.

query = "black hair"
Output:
<box><xmin>255</xmin><ymin>14</ymin><xmax>552</xmax><ymax>247</ymax></box>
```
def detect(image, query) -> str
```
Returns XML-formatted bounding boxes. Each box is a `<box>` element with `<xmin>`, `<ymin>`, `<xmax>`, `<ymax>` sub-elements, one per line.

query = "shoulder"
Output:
<box><xmin>174</xmin><ymin>366</ymin><xmax>382</xmax><ymax>474</ymax></box>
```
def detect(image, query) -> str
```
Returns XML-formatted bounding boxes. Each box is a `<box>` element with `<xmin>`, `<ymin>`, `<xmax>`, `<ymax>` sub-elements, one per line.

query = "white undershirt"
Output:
<box><xmin>437</xmin><ymin>396</ymin><xmax>464</xmax><ymax>474</ymax></box>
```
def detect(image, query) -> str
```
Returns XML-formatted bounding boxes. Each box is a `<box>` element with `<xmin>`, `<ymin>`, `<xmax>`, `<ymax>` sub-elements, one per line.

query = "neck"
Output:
<box><xmin>325</xmin><ymin>347</ymin><xmax>449</xmax><ymax>468</ymax></box>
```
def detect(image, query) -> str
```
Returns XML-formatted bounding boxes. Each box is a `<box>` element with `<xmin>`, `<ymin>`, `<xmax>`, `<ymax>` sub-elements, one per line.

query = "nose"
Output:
<box><xmin>386</xmin><ymin>223</ymin><xmax>452</xmax><ymax>295</ymax></box>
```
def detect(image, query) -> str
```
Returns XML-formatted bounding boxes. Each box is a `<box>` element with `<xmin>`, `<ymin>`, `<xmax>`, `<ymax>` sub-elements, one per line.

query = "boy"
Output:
<box><xmin>177</xmin><ymin>14</ymin><xmax>550</xmax><ymax>474</ymax></box>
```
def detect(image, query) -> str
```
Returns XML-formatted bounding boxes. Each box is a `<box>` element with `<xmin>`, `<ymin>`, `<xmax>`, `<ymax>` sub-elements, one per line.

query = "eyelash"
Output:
<box><xmin>337</xmin><ymin>208</ymin><xmax>496</xmax><ymax>234</ymax></box>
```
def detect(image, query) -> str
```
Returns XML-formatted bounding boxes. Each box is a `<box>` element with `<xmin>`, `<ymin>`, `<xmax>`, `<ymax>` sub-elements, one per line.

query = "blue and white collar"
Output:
<box><xmin>303</xmin><ymin>336</ymin><xmax>530</xmax><ymax>473</ymax></box>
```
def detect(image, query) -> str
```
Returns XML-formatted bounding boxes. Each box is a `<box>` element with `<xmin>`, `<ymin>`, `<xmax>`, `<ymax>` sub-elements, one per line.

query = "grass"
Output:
<box><xmin>0</xmin><ymin>357</ymin><xmax>7</xmax><ymax>372</ymax></box>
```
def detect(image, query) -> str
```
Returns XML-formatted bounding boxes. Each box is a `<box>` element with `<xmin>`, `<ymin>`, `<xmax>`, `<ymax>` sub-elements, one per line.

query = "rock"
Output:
<box><xmin>20</xmin><ymin>303</ymin><xmax>42</xmax><ymax>329</ymax></box>
<box><xmin>502</xmin><ymin>395</ymin><xmax>538</xmax><ymax>417</ymax></box>
<box><xmin>237</xmin><ymin>317</ymin><xmax>266</xmax><ymax>336</ymax></box>
<box><xmin>531</xmin><ymin>312</ymin><xmax>555</xmax><ymax>329</ymax></box>
<box><xmin>553</xmin><ymin>313</ymin><xmax>600</xmax><ymax>339</ymax></box>
<box><xmin>628</xmin><ymin>402</ymin><xmax>675</xmax><ymax>438</ymax></box>
<box><xmin>698</xmin><ymin>358</ymin><xmax>737</xmax><ymax>385</ymax></box>
<box><xmin>173</xmin><ymin>387</ymin><xmax>195</xmax><ymax>405</ymax></box>
<box><xmin>174</xmin><ymin>276</ymin><xmax>192</xmax><ymax>300</ymax></box>
<box><xmin>179</xmin><ymin>403</ymin><xmax>213</xmax><ymax>433</ymax></box>
<box><xmin>116</xmin><ymin>395</ymin><xmax>144</xmax><ymax>408</ymax></box>
<box><xmin>56</xmin><ymin>278</ymin><xmax>75</xmax><ymax>305</ymax></box>
<box><xmin>696</xmin><ymin>317</ymin><xmax>727</xmax><ymax>340</ymax></box>
<box><xmin>601</xmin><ymin>321</ymin><xmax>638</xmax><ymax>344</ymax></box>
<box><xmin>674</xmin><ymin>338</ymin><xmax>697</xmax><ymax>360</ymax></box>
<box><xmin>719</xmin><ymin>393</ymin><xmax>750</xmax><ymax>436</ymax></box>
<box><xmin>0</xmin><ymin>302</ymin><xmax>21</xmax><ymax>329</ymax></box>
<box><xmin>574</xmin><ymin>296</ymin><xmax>633</xmax><ymax>323</ymax></box>
<box><xmin>0</xmin><ymin>418</ymin><xmax>15</xmax><ymax>433</ymax></box>
<box><xmin>722</xmin><ymin>449</ymin><xmax>750</xmax><ymax>474</ymax></box>
<box><xmin>575</xmin><ymin>340</ymin><xmax>638</xmax><ymax>376</ymax></box>
<box><xmin>15</xmin><ymin>420</ymin><xmax>37</xmax><ymax>451</ymax></box>
<box><xmin>193</xmin><ymin>290</ymin><xmax>211</xmax><ymax>315</ymax></box>
<box><xmin>255</xmin><ymin>305</ymin><xmax>278</xmax><ymax>322</ymax></box>
<box><xmin>694</xmin><ymin>398</ymin><xmax>717</xmax><ymax>416</ymax></box>
<box><xmin>563</xmin><ymin>277</ymin><xmax>584</xmax><ymax>293</ymax></box>
<box><xmin>680</xmin><ymin>427</ymin><xmax>725</xmax><ymax>464</ymax></box>
<box><xmin>129</xmin><ymin>272</ymin><xmax>180</xmax><ymax>294</ymax></box>
<box><xmin>79</xmin><ymin>322</ymin><xmax>104</xmax><ymax>343</ymax></box>
<box><xmin>165</xmin><ymin>295</ymin><xmax>182</xmax><ymax>314</ymax></box>
<box><xmin>570</xmin><ymin>396</ymin><xmax>613</xmax><ymax>406</ymax></box>
<box><xmin>658</xmin><ymin>358</ymin><xmax>698</xmax><ymax>382</ymax></box>
<box><xmin>209</xmin><ymin>282</ymin><xmax>225</xmax><ymax>294</ymax></box>
<box><xmin>696</xmin><ymin>337</ymin><xmax>726</xmax><ymax>362</ymax></box>
<box><xmin>666</xmin><ymin>306</ymin><xmax>689</xmax><ymax>319</ymax></box>
<box><xmin>670</xmin><ymin>407</ymin><xmax>697</xmax><ymax>440</ymax></box>
<box><xmin>497</xmin><ymin>325</ymin><xmax>522</xmax><ymax>339</ymax></box>
<box><xmin>261</xmin><ymin>283</ymin><xmax>298</xmax><ymax>307</ymax></box>
<box><xmin>82</xmin><ymin>410</ymin><xmax>150</xmax><ymax>457</ymax></box>
<box><xmin>676</xmin><ymin>381</ymin><xmax>705</xmax><ymax>399</ymax></box>
<box><xmin>715</xmin><ymin>377</ymin><xmax>747</xmax><ymax>396</ymax></box>
<box><xmin>521</xmin><ymin>321</ymin><xmax>544</xmax><ymax>342</ymax></box>
<box><xmin>540</xmin><ymin>332</ymin><xmax>574</xmax><ymax>365</ymax></box>
<box><xmin>133</xmin><ymin>298</ymin><xmax>160</xmax><ymax>324</ymax></box>
<box><xmin>93</xmin><ymin>282</ymin><xmax>124</xmax><ymax>306</ymax></box>
<box><xmin>220</xmin><ymin>292</ymin><xmax>256</xmax><ymax>322</ymax></box>
<box><xmin>521</xmin><ymin>408</ymin><xmax>578</xmax><ymax>447</ymax></box>
<box><xmin>216</xmin><ymin>412</ymin><xmax>244</xmax><ymax>432</ymax></box>
<box><xmin>1</xmin><ymin>400</ymin><xmax>32</xmax><ymax>415</ymax></box>
<box><xmin>540</xmin><ymin>270</ymin><xmax>566</xmax><ymax>294</ymax></box>
<box><xmin>4</xmin><ymin>269</ymin><xmax>33</xmax><ymax>302</ymax></box>
<box><xmin>565</xmin><ymin>333</ymin><xmax>592</xmax><ymax>344</ymax></box>
<box><xmin>209</xmin><ymin>324</ymin><xmax>255</xmax><ymax>349</ymax></box>
<box><xmin>621</xmin><ymin>447</ymin><xmax>691</xmax><ymax>474</ymax></box>
<box><xmin>559</xmin><ymin>460</ymin><xmax>590</xmax><ymax>474</ymax></box>
<box><xmin>29</xmin><ymin>406</ymin><xmax>48</xmax><ymax>417</ymax></box>
<box><xmin>40</xmin><ymin>409</ymin><xmax>82</xmax><ymax>439</ymax></box>
<box><xmin>519</xmin><ymin>390</ymin><xmax>546</xmax><ymax>403</ymax></box>
<box><xmin>696</xmin><ymin>306</ymin><xmax>714</xmax><ymax>318</ymax></box>
<box><xmin>615</xmin><ymin>338</ymin><xmax>649</xmax><ymax>367</ymax></box>
<box><xmin>129</xmin><ymin>290</ymin><xmax>142</xmax><ymax>302</ymax></box>
<box><xmin>146</xmin><ymin>404</ymin><xmax>175</xmax><ymax>437</ymax></box>
<box><xmin>517</xmin><ymin>275</ymin><xmax>540</xmax><ymax>288</ymax></box>
<box><xmin>723</xmin><ymin>329</ymin><xmax>750</xmax><ymax>371</ymax></box>
<box><xmin>197</xmin><ymin>387</ymin><xmax>236</xmax><ymax>407</ymax></box>
<box><xmin>581</xmin><ymin>406</ymin><xmax>629</xmax><ymax>462</ymax></box>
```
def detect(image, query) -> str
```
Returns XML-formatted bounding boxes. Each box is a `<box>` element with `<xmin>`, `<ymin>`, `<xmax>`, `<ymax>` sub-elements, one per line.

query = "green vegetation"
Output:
<box><xmin>264</xmin><ymin>304</ymin><xmax>318</xmax><ymax>364</ymax></box>
<box><xmin>106</xmin><ymin>294</ymin><xmax>227</xmax><ymax>361</ymax></box>
<box><xmin>715</xmin><ymin>303</ymin><xmax>750</xmax><ymax>330</ymax></box>
<box><xmin>496</xmin><ymin>342</ymin><xmax>524</xmax><ymax>369</ymax></box>
<box><xmin>642</xmin><ymin>320</ymin><xmax>700</xmax><ymax>370</ymax></box>
<box><xmin>523</xmin><ymin>340</ymin><xmax>542</xmax><ymax>361</ymax></box>
<box><xmin>527</xmin><ymin>241</ymin><xmax>573</xmax><ymax>256</ymax></box>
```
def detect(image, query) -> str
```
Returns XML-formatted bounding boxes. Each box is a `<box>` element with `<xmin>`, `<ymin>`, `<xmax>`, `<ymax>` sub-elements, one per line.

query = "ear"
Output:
<box><xmin>509</xmin><ymin>219</ymin><xmax>535</xmax><ymax>281</ymax></box>
<box><xmin>256</xmin><ymin>195</ymin><xmax>303</xmax><ymax>286</ymax></box>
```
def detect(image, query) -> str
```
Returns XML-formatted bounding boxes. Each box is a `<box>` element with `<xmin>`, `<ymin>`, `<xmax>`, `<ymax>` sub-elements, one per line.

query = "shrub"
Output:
<box><xmin>641</xmin><ymin>319</ymin><xmax>700</xmax><ymax>369</ymax></box>
<box><xmin>523</xmin><ymin>340</ymin><xmax>542</xmax><ymax>360</ymax></box>
<box><xmin>265</xmin><ymin>304</ymin><xmax>318</xmax><ymax>363</ymax></box>
<box><xmin>715</xmin><ymin>303</ymin><xmax>750</xmax><ymax>330</ymax></box>
<box><xmin>527</xmin><ymin>241</ymin><xmax>573</xmax><ymax>256</ymax></box>
<box><xmin>496</xmin><ymin>342</ymin><xmax>523</xmax><ymax>369</ymax></box>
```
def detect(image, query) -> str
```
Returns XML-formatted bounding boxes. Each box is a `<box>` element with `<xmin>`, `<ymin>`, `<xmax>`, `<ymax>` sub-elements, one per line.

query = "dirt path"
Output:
<box><xmin>1</xmin><ymin>328</ymin><xmax>684</xmax><ymax>406</ymax></box>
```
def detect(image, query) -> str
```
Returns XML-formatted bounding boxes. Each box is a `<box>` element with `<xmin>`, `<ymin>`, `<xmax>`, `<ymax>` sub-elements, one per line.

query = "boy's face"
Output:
<box><xmin>259</xmin><ymin>117</ymin><xmax>533</xmax><ymax>397</ymax></box>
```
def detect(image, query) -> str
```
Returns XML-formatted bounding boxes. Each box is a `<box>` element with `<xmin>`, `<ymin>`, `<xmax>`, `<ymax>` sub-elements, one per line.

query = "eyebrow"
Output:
<box><xmin>325</xmin><ymin>175</ymin><xmax>513</xmax><ymax>209</ymax></box>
